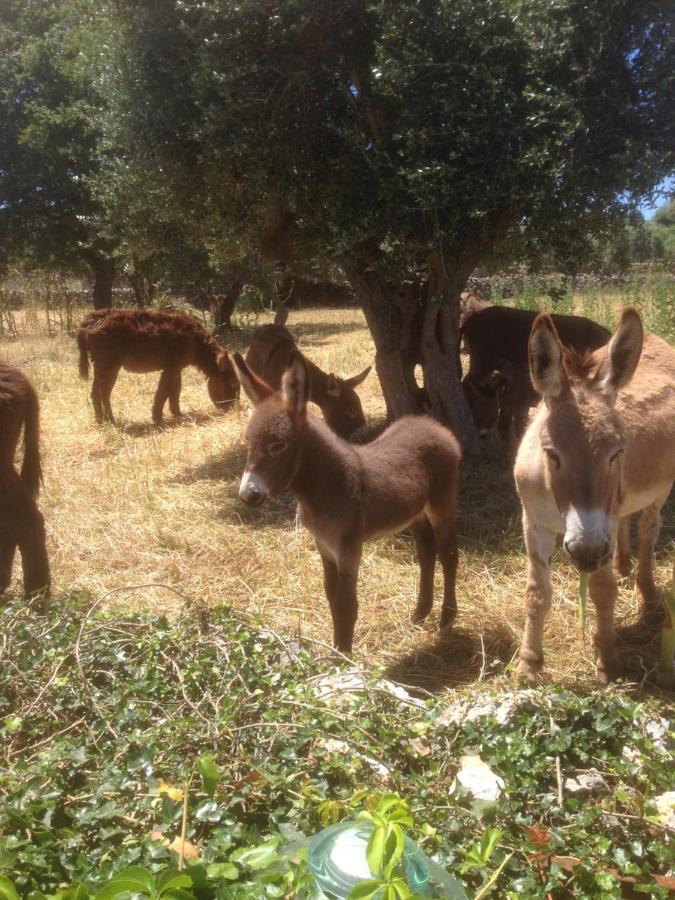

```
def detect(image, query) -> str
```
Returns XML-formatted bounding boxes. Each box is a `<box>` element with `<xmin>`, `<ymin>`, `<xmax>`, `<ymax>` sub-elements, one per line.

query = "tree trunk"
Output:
<box><xmin>210</xmin><ymin>280</ymin><xmax>243</xmax><ymax>327</ymax></box>
<box><xmin>345</xmin><ymin>263</ymin><xmax>423</xmax><ymax>421</ymax></box>
<box><xmin>81</xmin><ymin>251</ymin><xmax>116</xmax><ymax>309</ymax></box>
<box><xmin>345</xmin><ymin>256</ymin><xmax>482</xmax><ymax>457</ymax></box>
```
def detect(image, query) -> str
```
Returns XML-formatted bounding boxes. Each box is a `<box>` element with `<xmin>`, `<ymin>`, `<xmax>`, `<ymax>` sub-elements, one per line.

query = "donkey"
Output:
<box><xmin>0</xmin><ymin>362</ymin><xmax>50</xmax><ymax>599</ymax></box>
<box><xmin>77</xmin><ymin>308</ymin><xmax>240</xmax><ymax>425</ymax></box>
<box><xmin>462</xmin><ymin>306</ymin><xmax>610</xmax><ymax>443</ymax></box>
<box><xmin>514</xmin><ymin>308</ymin><xmax>674</xmax><ymax>683</ymax></box>
<box><xmin>245</xmin><ymin>307</ymin><xmax>371</xmax><ymax>439</ymax></box>
<box><xmin>232</xmin><ymin>352</ymin><xmax>461</xmax><ymax>653</ymax></box>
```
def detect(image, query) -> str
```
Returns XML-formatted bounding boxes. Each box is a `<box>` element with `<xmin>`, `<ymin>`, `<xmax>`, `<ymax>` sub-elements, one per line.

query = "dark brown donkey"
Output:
<box><xmin>0</xmin><ymin>362</ymin><xmax>50</xmax><ymax>598</ymax></box>
<box><xmin>233</xmin><ymin>352</ymin><xmax>461</xmax><ymax>652</ymax></box>
<box><xmin>245</xmin><ymin>308</ymin><xmax>371</xmax><ymax>439</ymax></box>
<box><xmin>77</xmin><ymin>309</ymin><xmax>240</xmax><ymax>424</ymax></box>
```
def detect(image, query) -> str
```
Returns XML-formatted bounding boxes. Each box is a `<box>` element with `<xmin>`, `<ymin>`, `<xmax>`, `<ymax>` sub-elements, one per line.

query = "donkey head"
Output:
<box><xmin>462</xmin><ymin>364</ymin><xmax>511</xmax><ymax>437</ymax></box>
<box><xmin>322</xmin><ymin>367</ymin><xmax>372</xmax><ymax>439</ymax></box>
<box><xmin>207</xmin><ymin>350</ymin><xmax>240</xmax><ymax>411</ymax></box>
<box><xmin>232</xmin><ymin>351</ymin><xmax>309</xmax><ymax>506</ymax></box>
<box><xmin>529</xmin><ymin>308</ymin><xmax>643</xmax><ymax>572</ymax></box>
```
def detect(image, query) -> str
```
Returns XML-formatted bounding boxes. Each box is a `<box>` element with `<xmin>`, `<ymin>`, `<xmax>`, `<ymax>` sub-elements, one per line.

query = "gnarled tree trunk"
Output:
<box><xmin>81</xmin><ymin>250</ymin><xmax>116</xmax><ymax>310</ymax></box>
<box><xmin>345</xmin><ymin>255</ymin><xmax>482</xmax><ymax>456</ymax></box>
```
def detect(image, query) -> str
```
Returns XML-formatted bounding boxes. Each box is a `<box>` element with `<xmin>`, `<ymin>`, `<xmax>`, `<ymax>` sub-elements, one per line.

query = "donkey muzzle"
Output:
<box><xmin>239</xmin><ymin>471</ymin><xmax>267</xmax><ymax>507</ymax></box>
<box><xmin>563</xmin><ymin>508</ymin><xmax>612</xmax><ymax>572</ymax></box>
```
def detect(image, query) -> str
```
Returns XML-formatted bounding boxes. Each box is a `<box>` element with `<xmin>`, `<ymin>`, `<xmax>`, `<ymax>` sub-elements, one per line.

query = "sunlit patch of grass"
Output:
<box><xmin>1</xmin><ymin>304</ymin><xmax>671</xmax><ymax>694</ymax></box>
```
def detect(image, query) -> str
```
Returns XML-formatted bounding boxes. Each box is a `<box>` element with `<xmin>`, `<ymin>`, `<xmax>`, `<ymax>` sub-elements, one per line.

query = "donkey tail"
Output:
<box><xmin>77</xmin><ymin>330</ymin><xmax>90</xmax><ymax>379</ymax></box>
<box><xmin>21</xmin><ymin>383</ymin><xmax>42</xmax><ymax>499</ymax></box>
<box><xmin>274</xmin><ymin>305</ymin><xmax>289</xmax><ymax>328</ymax></box>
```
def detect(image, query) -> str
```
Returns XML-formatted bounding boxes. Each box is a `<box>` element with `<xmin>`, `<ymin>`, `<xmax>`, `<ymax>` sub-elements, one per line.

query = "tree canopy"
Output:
<box><xmin>1</xmin><ymin>0</ymin><xmax>673</xmax><ymax>444</ymax></box>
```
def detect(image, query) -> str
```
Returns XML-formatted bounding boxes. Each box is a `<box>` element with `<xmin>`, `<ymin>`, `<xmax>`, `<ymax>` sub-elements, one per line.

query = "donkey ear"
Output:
<box><xmin>529</xmin><ymin>314</ymin><xmax>566</xmax><ymax>400</ymax></box>
<box><xmin>217</xmin><ymin>349</ymin><xmax>233</xmax><ymax>373</ymax></box>
<box><xmin>325</xmin><ymin>373</ymin><xmax>341</xmax><ymax>398</ymax></box>
<box><xmin>344</xmin><ymin>365</ymin><xmax>372</xmax><ymax>390</ymax></box>
<box><xmin>282</xmin><ymin>353</ymin><xmax>309</xmax><ymax>422</ymax></box>
<box><xmin>596</xmin><ymin>307</ymin><xmax>643</xmax><ymax>399</ymax></box>
<box><xmin>231</xmin><ymin>352</ymin><xmax>273</xmax><ymax>405</ymax></box>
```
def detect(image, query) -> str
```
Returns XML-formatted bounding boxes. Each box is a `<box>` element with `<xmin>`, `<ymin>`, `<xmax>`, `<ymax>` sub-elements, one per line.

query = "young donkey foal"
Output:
<box><xmin>233</xmin><ymin>352</ymin><xmax>461</xmax><ymax>652</ymax></box>
<box><xmin>515</xmin><ymin>308</ymin><xmax>675</xmax><ymax>682</ymax></box>
<box><xmin>0</xmin><ymin>363</ymin><xmax>50</xmax><ymax>598</ymax></box>
<box><xmin>77</xmin><ymin>309</ymin><xmax>240</xmax><ymax>424</ymax></box>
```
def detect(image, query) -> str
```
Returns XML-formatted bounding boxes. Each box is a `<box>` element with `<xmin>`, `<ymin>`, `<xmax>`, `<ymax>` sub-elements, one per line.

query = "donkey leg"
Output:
<box><xmin>589</xmin><ymin>561</ymin><xmax>620</xmax><ymax>682</ymax></box>
<box><xmin>329</xmin><ymin>547</ymin><xmax>361</xmax><ymax>654</ymax></box>
<box><xmin>517</xmin><ymin>517</ymin><xmax>556</xmax><ymax>683</ymax></box>
<box><xmin>91</xmin><ymin>370</ymin><xmax>105</xmax><ymax>423</ymax></box>
<box><xmin>152</xmin><ymin>369</ymin><xmax>175</xmax><ymax>424</ymax></box>
<box><xmin>101</xmin><ymin>366</ymin><xmax>120</xmax><ymax>423</ymax></box>
<box><xmin>429</xmin><ymin>518</ymin><xmax>459</xmax><ymax>630</ymax></box>
<box><xmin>614</xmin><ymin>515</ymin><xmax>631</xmax><ymax>578</ymax></box>
<box><xmin>92</xmin><ymin>363</ymin><xmax>119</xmax><ymax>424</ymax></box>
<box><xmin>3</xmin><ymin>473</ymin><xmax>49</xmax><ymax>599</ymax></box>
<box><xmin>410</xmin><ymin>517</ymin><xmax>436</xmax><ymax>624</ymax></box>
<box><xmin>0</xmin><ymin>529</ymin><xmax>17</xmax><ymax>596</ymax></box>
<box><xmin>168</xmin><ymin>370</ymin><xmax>183</xmax><ymax>418</ymax></box>
<box><xmin>636</xmin><ymin>498</ymin><xmax>668</xmax><ymax>626</ymax></box>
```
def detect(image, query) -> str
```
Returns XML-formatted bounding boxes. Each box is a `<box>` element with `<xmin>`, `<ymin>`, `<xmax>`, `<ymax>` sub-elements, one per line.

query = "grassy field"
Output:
<box><xmin>1</xmin><ymin>297</ymin><xmax>672</xmax><ymax>694</ymax></box>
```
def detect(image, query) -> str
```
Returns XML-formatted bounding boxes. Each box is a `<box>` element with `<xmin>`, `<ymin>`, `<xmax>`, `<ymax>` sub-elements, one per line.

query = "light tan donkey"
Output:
<box><xmin>514</xmin><ymin>308</ymin><xmax>675</xmax><ymax>683</ymax></box>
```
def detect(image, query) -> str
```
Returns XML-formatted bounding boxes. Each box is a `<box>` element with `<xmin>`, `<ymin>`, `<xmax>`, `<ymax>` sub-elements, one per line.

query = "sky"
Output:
<box><xmin>639</xmin><ymin>174</ymin><xmax>674</xmax><ymax>219</ymax></box>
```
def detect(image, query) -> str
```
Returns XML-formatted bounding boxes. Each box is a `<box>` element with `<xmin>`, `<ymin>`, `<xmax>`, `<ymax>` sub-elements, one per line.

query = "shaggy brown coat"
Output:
<box><xmin>77</xmin><ymin>308</ymin><xmax>239</xmax><ymax>424</ymax></box>
<box><xmin>233</xmin><ymin>351</ymin><xmax>461</xmax><ymax>653</ymax></box>
<box><xmin>0</xmin><ymin>362</ymin><xmax>50</xmax><ymax>598</ymax></box>
<box><xmin>245</xmin><ymin>308</ymin><xmax>371</xmax><ymax>439</ymax></box>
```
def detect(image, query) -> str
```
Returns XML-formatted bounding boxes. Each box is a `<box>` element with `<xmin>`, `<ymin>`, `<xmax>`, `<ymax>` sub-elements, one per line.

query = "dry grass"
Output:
<box><xmin>2</xmin><ymin>307</ymin><xmax>672</xmax><ymax>696</ymax></box>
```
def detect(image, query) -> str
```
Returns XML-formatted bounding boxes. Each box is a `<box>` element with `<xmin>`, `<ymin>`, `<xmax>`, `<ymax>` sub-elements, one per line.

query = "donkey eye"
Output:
<box><xmin>544</xmin><ymin>448</ymin><xmax>561</xmax><ymax>469</ymax></box>
<box><xmin>268</xmin><ymin>441</ymin><xmax>287</xmax><ymax>455</ymax></box>
<box><xmin>609</xmin><ymin>449</ymin><xmax>624</xmax><ymax>465</ymax></box>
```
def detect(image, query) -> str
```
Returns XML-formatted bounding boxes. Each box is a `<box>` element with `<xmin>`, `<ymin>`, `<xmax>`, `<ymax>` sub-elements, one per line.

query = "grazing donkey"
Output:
<box><xmin>0</xmin><ymin>362</ymin><xmax>50</xmax><ymax>599</ymax></box>
<box><xmin>515</xmin><ymin>308</ymin><xmax>675</xmax><ymax>683</ymax></box>
<box><xmin>233</xmin><ymin>352</ymin><xmax>461</xmax><ymax>653</ymax></box>
<box><xmin>77</xmin><ymin>308</ymin><xmax>239</xmax><ymax>425</ymax></box>
<box><xmin>245</xmin><ymin>307</ymin><xmax>371</xmax><ymax>439</ymax></box>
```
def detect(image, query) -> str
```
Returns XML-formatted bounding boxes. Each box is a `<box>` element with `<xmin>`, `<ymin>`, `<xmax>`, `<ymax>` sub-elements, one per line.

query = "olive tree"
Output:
<box><xmin>109</xmin><ymin>0</ymin><xmax>674</xmax><ymax>449</ymax></box>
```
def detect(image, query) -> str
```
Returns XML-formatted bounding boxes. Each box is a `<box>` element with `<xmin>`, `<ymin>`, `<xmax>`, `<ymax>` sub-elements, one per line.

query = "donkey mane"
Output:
<box><xmin>561</xmin><ymin>346</ymin><xmax>603</xmax><ymax>381</ymax></box>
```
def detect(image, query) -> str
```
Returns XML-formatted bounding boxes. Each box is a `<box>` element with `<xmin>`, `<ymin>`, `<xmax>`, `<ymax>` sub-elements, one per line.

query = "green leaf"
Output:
<box><xmin>230</xmin><ymin>839</ymin><xmax>281</xmax><ymax>871</ymax></box>
<box><xmin>480</xmin><ymin>827</ymin><xmax>502</xmax><ymax>863</ymax></box>
<box><xmin>96</xmin><ymin>867</ymin><xmax>156</xmax><ymax>900</ymax></box>
<box><xmin>347</xmin><ymin>880</ymin><xmax>382</xmax><ymax>900</ymax></box>
<box><xmin>197</xmin><ymin>753</ymin><xmax>220</xmax><ymax>798</ymax></box>
<box><xmin>206</xmin><ymin>863</ymin><xmax>239</xmax><ymax>881</ymax></box>
<box><xmin>366</xmin><ymin>824</ymin><xmax>387</xmax><ymax>877</ymax></box>
<box><xmin>382</xmin><ymin>825</ymin><xmax>404</xmax><ymax>880</ymax></box>
<box><xmin>0</xmin><ymin>878</ymin><xmax>20</xmax><ymax>900</ymax></box>
<box><xmin>156</xmin><ymin>871</ymin><xmax>192</xmax><ymax>896</ymax></box>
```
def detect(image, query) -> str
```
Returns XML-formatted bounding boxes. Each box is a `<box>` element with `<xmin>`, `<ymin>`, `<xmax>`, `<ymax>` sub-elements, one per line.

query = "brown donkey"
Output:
<box><xmin>245</xmin><ymin>308</ymin><xmax>371</xmax><ymax>439</ymax></box>
<box><xmin>515</xmin><ymin>308</ymin><xmax>674</xmax><ymax>683</ymax></box>
<box><xmin>232</xmin><ymin>352</ymin><xmax>461</xmax><ymax>652</ymax></box>
<box><xmin>77</xmin><ymin>309</ymin><xmax>240</xmax><ymax>424</ymax></box>
<box><xmin>0</xmin><ymin>362</ymin><xmax>50</xmax><ymax>598</ymax></box>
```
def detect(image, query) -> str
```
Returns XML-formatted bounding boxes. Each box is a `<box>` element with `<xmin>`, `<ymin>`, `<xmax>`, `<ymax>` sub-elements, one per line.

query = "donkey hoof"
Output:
<box><xmin>595</xmin><ymin>658</ymin><xmax>621</xmax><ymax>683</ymax></box>
<box><xmin>411</xmin><ymin>606</ymin><xmax>431</xmax><ymax>625</ymax></box>
<box><xmin>439</xmin><ymin>611</ymin><xmax>457</xmax><ymax>631</ymax></box>
<box><xmin>516</xmin><ymin>656</ymin><xmax>543</xmax><ymax>687</ymax></box>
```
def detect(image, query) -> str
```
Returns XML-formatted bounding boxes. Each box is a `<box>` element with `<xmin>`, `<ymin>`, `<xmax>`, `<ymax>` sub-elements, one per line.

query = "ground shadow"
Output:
<box><xmin>457</xmin><ymin>451</ymin><xmax>523</xmax><ymax>552</ymax></box>
<box><xmin>384</xmin><ymin>622</ymin><xmax>518</xmax><ymax>693</ymax></box>
<box><xmin>232</xmin><ymin>318</ymin><xmax>367</xmax><ymax>352</ymax></box>
<box><xmin>119</xmin><ymin>411</ymin><xmax>219</xmax><ymax>438</ymax></box>
<box><xmin>169</xmin><ymin>447</ymin><xmax>298</xmax><ymax>532</ymax></box>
